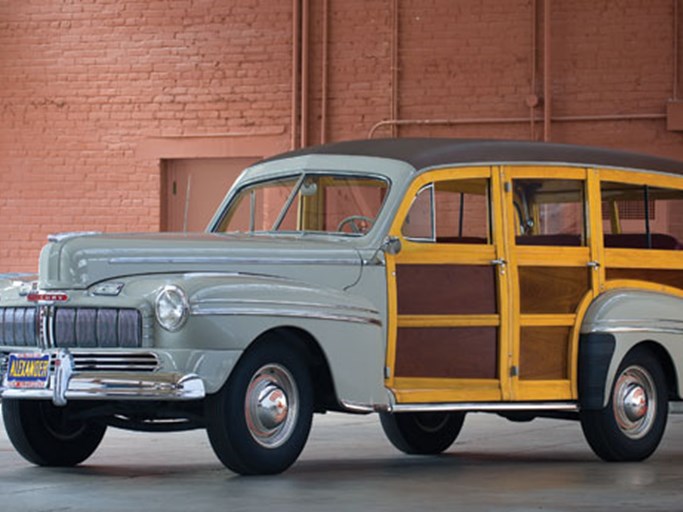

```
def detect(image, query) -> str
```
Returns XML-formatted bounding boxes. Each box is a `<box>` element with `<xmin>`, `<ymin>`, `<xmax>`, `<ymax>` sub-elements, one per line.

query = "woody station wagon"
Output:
<box><xmin>1</xmin><ymin>138</ymin><xmax>683</xmax><ymax>474</ymax></box>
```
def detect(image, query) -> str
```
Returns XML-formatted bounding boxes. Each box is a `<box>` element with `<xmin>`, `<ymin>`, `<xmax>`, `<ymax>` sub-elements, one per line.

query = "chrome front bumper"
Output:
<box><xmin>0</xmin><ymin>349</ymin><xmax>206</xmax><ymax>406</ymax></box>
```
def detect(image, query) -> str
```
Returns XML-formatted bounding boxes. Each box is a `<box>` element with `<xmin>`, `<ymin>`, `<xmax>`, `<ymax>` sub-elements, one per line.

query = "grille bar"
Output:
<box><xmin>71</xmin><ymin>352</ymin><xmax>159</xmax><ymax>372</ymax></box>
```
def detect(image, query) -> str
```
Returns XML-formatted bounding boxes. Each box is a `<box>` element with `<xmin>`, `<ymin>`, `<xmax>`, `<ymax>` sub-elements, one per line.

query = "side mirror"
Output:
<box><xmin>381</xmin><ymin>236</ymin><xmax>402</xmax><ymax>255</ymax></box>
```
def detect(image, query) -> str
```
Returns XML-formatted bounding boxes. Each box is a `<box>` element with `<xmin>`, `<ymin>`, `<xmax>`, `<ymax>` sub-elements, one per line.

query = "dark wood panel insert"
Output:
<box><xmin>395</xmin><ymin>327</ymin><xmax>498</xmax><ymax>379</ymax></box>
<box><xmin>396</xmin><ymin>264</ymin><xmax>497</xmax><ymax>315</ymax></box>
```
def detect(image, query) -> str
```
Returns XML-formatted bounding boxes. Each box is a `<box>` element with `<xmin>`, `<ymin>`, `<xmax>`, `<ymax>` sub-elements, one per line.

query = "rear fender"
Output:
<box><xmin>580</xmin><ymin>288</ymin><xmax>683</xmax><ymax>408</ymax></box>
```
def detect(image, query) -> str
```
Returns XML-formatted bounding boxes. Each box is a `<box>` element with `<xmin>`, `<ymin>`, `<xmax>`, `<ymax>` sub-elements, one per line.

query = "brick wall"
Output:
<box><xmin>1</xmin><ymin>0</ymin><xmax>682</xmax><ymax>271</ymax></box>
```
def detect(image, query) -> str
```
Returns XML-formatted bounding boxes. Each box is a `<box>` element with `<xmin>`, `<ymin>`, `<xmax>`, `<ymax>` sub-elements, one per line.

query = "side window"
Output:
<box><xmin>513</xmin><ymin>179</ymin><xmax>586</xmax><ymax>246</ymax></box>
<box><xmin>601</xmin><ymin>181</ymin><xmax>683</xmax><ymax>250</ymax></box>
<box><xmin>401</xmin><ymin>178</ymin><xmax>490</xmax><ymax>244</ymax></box>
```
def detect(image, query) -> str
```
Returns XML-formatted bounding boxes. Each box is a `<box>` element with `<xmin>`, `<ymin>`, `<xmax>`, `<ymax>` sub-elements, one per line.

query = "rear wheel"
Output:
<box><xmin>2</xmin><ymin>399</ymin><xmax>106</xmax><ymax>466</ymax></box>
<box><xmin>379</xmin><ymin>411</ymin><xmax>466</xmax><ymax>455</ymax></box>
<box><xmin>580</xmin><ymin>347</ymin><xmax>668</xmax><ymax>461</ymax></box>
<box><xmin>205</xmin><ymin>342</ymin><xmax>313</xmax><ymax>475</ymax></box>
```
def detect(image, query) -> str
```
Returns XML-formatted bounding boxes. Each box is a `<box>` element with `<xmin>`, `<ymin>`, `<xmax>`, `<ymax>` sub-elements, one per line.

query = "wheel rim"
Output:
<box><xmin>38</xmin><ymin>403</ymin><xmax>88</xmax><ymax>441</ymax></box>
<box><xmin>413</xmin><ymin>412</ymin><xmax>450</xmax><ymax>433</ymax></box>
<box><xmin>244</xmin><ymin>364</ymin><xmax>299</xmax><ymax>449</ymax></box>
<box><xmin>612</xmin><ymin>365</ymin><xmax>657</xmax><ymax>440</ymax></box>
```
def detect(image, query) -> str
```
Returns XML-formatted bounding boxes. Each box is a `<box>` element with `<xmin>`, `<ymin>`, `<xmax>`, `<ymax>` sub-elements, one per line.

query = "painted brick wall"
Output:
<box><xmin>0</xmin><ymin>0</ymin><xmax>292</xmax><ymax>270</ymax></box>
<box><xmin>1</xmin><ymin>0</ymin><xmax>682</xmax><ymax>271</ymax></box>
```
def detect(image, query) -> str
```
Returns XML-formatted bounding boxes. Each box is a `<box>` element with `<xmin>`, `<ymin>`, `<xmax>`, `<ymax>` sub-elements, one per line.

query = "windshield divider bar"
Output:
<box><xmin>272</xmin><ymin>174</ymin><xmax>306</xmax><ymax>231</ymax></box>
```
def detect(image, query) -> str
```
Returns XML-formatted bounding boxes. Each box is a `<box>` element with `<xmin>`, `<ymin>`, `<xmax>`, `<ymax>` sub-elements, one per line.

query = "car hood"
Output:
<box><xmin>38</xmin><ymin>232</ymin><xmax>364</xmax><ymax>290</ymax></box>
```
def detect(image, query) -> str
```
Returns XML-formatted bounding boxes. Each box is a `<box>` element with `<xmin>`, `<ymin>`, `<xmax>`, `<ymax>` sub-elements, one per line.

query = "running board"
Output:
<box><xmin>388</xmin><ymin>402</ymin><xmax>579</xmax><ymax>413</ymax></box>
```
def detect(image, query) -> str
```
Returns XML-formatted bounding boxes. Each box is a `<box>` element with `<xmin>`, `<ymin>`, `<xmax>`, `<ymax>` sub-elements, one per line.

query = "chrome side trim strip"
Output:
<box><xmin>109</xmin><ymin>256</ymin><xmax>360</xmax><ymax>266</ymax></box>
<box><xmin>196</xmin><ymin>298</ymin><xmax>379</xmax><ymax>315</ymax></box>
<box><xmin>587</xmin><ymin>318</ymin><xmax>683</xmax><ymax>336</ymax></box>
<box><xmin>589</xmin><ymin>326</ymin><xmax>683</xmax><ymax>335</ymax></box>
<box><xmin>340</xmin><ymin>400</ymin><xmax>375</xmax><ymax>413</ymax></box>
<box><xmin>191</xmin><ymin>305</ymin><xmax>382</xmax><ymax>326</ymax></box>
<box><xmin>388</xmin><ymin>402</ymin><xmax>579</xmax><ymax>413</ymax></box>
<box><xmin>594</xmin><ymin>318</ymin><xmax>683</xmax><ymax>325</ymax></box>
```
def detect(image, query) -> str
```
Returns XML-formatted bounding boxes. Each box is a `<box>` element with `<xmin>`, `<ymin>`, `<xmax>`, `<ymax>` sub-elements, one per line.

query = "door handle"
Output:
<box><xmin>587</xmin><ymin>261</ymin><xmax>601</xmax><ymax>269</ymax></box>
<box><xmin>491</xmin><ymin>259</ymin><xmax>507</xmax><ymax>274</ymax></box>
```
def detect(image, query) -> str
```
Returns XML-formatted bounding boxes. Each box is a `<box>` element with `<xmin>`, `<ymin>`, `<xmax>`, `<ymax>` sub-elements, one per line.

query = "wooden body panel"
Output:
<box><xmin>384</xmin><ymin>164</ymin><xmax>683</xmax><ymax>407</ymax></box>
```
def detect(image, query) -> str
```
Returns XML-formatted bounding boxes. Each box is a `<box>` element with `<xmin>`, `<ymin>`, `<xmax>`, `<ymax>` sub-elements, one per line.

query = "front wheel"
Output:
<box><xmin>2</xmin><ymin>399</ymin><xmax>106</xmax><ymax>467</ymax></box>
<box><xmin>205</xmin><ymin>342</ymin><xmax>314</xmax><ymax>475</ymax></box>
<box><xmin>380</xmin><ymin>411</ymin><xmax>466</xmax><ymax>455</ymax></box>
<box><xmin>580</xmin><ymin>347</ymin><xmax>668</xmax><ymax>461</ymax></box>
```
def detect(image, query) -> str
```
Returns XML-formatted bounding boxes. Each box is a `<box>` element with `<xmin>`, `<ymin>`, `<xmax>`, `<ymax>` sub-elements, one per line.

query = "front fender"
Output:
<box><xmin>145</xmin><ymin>272</ymin><xmax>387</xmax><ymax>406</ymax></box>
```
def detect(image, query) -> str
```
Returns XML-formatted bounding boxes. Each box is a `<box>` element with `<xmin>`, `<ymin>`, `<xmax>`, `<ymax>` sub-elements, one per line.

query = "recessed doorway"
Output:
<box><xmin>161</xmin><ymin>157</ymin><xmax>260</xmax><ymax>232</ymax></box>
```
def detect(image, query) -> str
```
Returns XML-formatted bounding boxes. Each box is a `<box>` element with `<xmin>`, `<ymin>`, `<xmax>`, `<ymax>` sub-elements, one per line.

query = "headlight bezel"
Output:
<box><xmin>155</xmin><ymin>285</ymin><xmax>190</xmax><ymax>332</ymax></box>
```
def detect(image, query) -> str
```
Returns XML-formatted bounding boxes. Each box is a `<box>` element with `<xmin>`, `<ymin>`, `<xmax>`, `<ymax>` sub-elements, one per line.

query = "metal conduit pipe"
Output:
<box><xmin>320</xmin><ymin>0</ymin><xmax>329</xmax><ymax>144</ymax></box>
<box><xmin>300</xmin><ymin>0</ymin><xmax>310</xmax><ymax>148</ymax></box>
<box><xmin>529</xmin><ymin>0</ymin><xmax>538</xmax><ymax>140</ymax></box>
<box><xmin>391</xmin><ymin>0</ymin><xmax>399</xmax><ymax>138</ymax></box>
<box><xmin>543</xmin><ymin>0</ymin><xmax>552</xmax><ymax>141</ymax></box>
<box><xmin>674</xmin><ymin>0</ymin><xmax>679</xmax><ymax>100</ymax></box>
<box><xmin>367</xmin><ymin>113</ymin><xmax>667</xmax><ymax>139</ymax></box>
<box><xmin>291</xmin><ymin>0</ymin><xmax>301</xmax><ymax>149</ymax></box>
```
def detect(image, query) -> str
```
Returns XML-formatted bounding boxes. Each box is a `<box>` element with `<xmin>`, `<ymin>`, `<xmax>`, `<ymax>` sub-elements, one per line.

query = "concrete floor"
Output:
<box><xmin>0</xmin><ymin>409</ymin><xmax>682</xmax><ymax>512</ymax></box>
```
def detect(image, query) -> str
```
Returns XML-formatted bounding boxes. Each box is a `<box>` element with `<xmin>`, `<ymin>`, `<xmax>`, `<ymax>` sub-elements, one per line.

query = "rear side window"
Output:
<box><xmin>601</xmin><ymin>182</ymin><xmax>683</xmax><ymax>250</ymax></box>
<box><xmin>513</xmin><ymin>179</ymin><xmax>586</xmax><ymax>246</ymax></box>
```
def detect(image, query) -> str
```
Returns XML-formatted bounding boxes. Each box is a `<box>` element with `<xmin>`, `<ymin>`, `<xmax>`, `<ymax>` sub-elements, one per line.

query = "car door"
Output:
<box><xmin>503</xmin><ymin>166</ymin><xmax>599</xmax><ymax>401</ymax></box>
<box><xmin>384</xmin><ymin>167</ymin><xmax>512</xmax><ymax>404</ymax></box>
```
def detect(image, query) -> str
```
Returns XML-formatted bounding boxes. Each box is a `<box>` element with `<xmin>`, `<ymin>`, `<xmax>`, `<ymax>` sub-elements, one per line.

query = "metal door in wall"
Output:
<box><xmin>162</xmin><ymin>157</ymin><xmax>259</xmax><ymax>232</ymax></box>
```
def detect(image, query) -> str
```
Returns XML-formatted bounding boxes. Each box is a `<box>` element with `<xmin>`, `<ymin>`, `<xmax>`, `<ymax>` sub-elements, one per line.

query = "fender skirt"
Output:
<box><xmin>578</xmin><ymin>333</ymin><xmax>616</xmax><ymax>410</ymax></box>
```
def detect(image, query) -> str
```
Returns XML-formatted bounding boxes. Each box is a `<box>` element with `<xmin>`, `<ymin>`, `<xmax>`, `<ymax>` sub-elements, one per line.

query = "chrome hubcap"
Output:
<box><xmin>613</xmin><ymin>366</ymin><xmax>656</xmax><ymax>440</ymax></box>
<box><xmin>245</xmin><ymin>364</ymin><xmax>298</xmax><ymax>448</ymax></box>
<box><xmin>257</xmin><ymin>384</ymin><xmax>289</xmax><ymax>429</ymax></box>
<box><xmin>623</xmin><ymin>384</ymin><xmax>648</xmax><ymax>422</ymax></box>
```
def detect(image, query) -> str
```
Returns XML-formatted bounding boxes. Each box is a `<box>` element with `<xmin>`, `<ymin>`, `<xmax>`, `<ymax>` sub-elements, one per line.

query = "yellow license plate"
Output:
<box><xmin>5</xmin><ymin>353</ymin><xmax>51</xmax><ymax>389</ymax></box>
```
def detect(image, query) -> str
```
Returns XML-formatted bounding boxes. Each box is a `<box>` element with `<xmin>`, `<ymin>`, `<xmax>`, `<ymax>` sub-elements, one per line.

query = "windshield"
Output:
<box><xmin>216</xmin><ymin>173</ymin><xmax>389</xmax><ymax>236</ymax></box>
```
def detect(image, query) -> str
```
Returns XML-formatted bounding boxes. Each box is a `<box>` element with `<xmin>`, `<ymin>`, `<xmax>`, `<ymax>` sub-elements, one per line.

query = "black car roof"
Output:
<box><xmin>262</xmin><ymin>138</ymin><xmax>683</xmax><ymax>175</ymax></box>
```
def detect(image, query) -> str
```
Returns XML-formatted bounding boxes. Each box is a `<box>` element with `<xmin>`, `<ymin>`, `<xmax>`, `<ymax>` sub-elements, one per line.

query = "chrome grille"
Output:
<box><xmin>53</xmin><ymin>307</ymin><xmax>143</xmax><ymax>349</ymax></box>
<box><xmin>0</xmin><ymin>306</ymin><xmax>145</xmax><ymax>349</ymax></box>
<box><xmin>0</xmin><ymin>307</ymin><xmax>39</xmax><ymax>347</ymax></box>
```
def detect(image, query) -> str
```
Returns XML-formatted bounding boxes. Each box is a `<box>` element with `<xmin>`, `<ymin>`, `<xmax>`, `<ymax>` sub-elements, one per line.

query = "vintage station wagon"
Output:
<box><xmin>1</xmin><ymin>138</ymin><xmax>683</xmax><ymax>474</ymax></box>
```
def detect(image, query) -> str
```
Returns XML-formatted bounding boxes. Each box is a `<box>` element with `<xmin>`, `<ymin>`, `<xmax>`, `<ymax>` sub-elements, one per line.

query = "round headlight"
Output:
<box><xmin>155</xmin><ymin>285</ymin><xmax>189</xmax><ymax>332</ymax></box>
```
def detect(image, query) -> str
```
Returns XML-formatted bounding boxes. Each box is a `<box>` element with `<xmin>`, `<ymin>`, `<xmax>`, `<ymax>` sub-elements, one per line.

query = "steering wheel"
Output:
<box><xmin>337</xmin><ymin>215</ymin><xmax>375</xmax><ymax>234</ymax></box>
